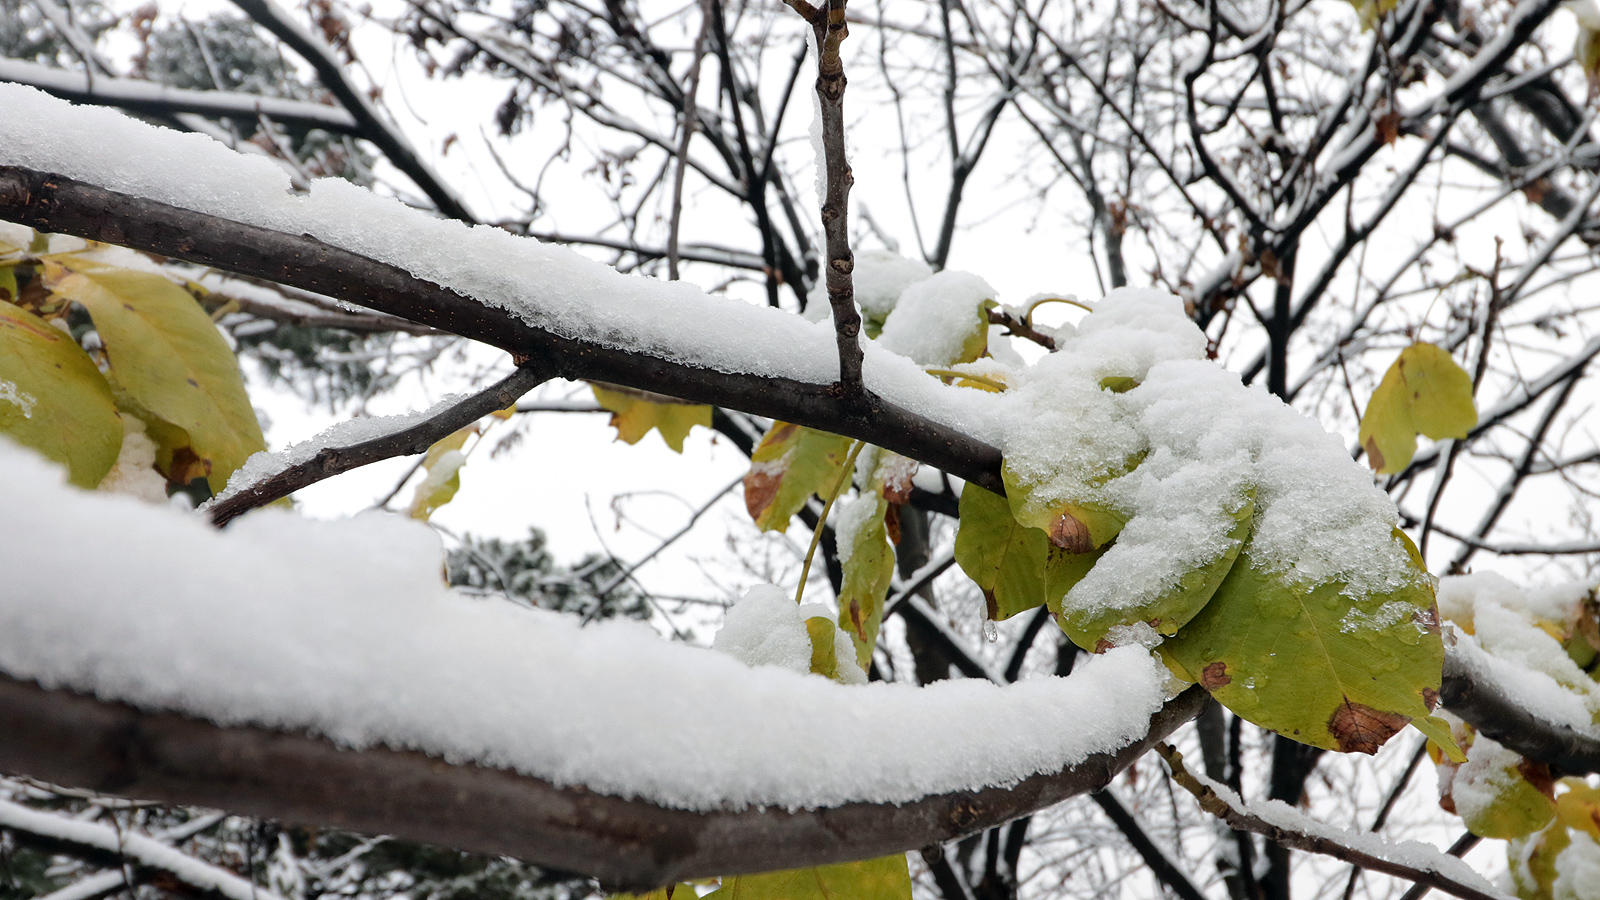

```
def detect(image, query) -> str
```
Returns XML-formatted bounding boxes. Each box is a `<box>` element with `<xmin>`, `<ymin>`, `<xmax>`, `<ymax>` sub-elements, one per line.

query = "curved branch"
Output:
<box><xmin>204</xmin><ymin>364</ymin><xmax>553</xmax><ymax>526</ymax></box>
<box><xmin>0</xmin><ymin>165</ymin><xmax>1005</xmax><ymax>494</ymax></box>
<box><xmin>0</xmin><ymin>674</ymin><xmax>1209</xmax><ymax>889</ymax></box>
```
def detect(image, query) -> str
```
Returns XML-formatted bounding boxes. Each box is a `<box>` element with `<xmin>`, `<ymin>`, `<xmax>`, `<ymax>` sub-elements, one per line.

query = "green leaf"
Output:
<box><xmin>837</xmin><ymin>496</ymin><xmax>894</xmax><ymax>669</ymax></box>
<box><xmin>955</xmin><ymin>484</ymin><xmax>1051</xmax><ymax>621</ymax></box>
<box><xmin>704</xmin><ymin>855</ymin><xmax>912</xmax><ymax>900</ymax></box>
<box><xmin>1358</xmin><ymin>342</ymin><xmax>1477</xmax><ymax>474</ymax></box>
<box><xmin>409</xmin><ymin>425</ymin><xmax>475</xmax><ymax>521</ymax></box>
<box><xmin>1414</xmin><ymin>715</ymin><xmax>1467</xmax><ymax>763</ymax></box>
<box><xmin>0</xmin><ymin>301</ymin><xmax>122</xmax><ymax>487</ymax></box>
<box><xmin>44</xmin><ymin>257</ymin><xmax>265</xmax><ymax>492</ymax></box>
<box><xmin>1160</xmin><ymin>527</ymin><xmax>1444</xmax><ymax>754</ymax></box>
<box><xmin>744</xmin><ymin>422</ymin><xmax>854</xmax><ymax>533</ymax></box>
<box><xmin>1056</xmin><ymin>492</ymin><xmax>1254</xmax><ymax>650</ymax></box>
<box><xmin>591</xmin><ymin>383</ymin><xmax>711</xmax><ymax>453</ymax></box>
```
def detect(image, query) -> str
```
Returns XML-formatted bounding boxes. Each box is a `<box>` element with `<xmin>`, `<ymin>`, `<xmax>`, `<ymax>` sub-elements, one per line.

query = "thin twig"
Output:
<box><xmin>205</xmin><ymin>364</ymin><xmax>551</xmax><ymax>526</ymax></box>
<box><xmin>1157</xmin><ymin>745</ymin><xmax>1509</xmax><ymax>900</ymax></box>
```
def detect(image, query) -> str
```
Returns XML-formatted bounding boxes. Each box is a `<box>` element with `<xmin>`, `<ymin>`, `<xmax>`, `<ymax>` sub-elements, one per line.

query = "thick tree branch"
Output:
<box><xmin>0</xmin><ymin>165</ymin><xmax>1005</xmax><ymax>494</ymax></box>
<box><xmin>0</xmin><ymin>674</ymin><xmax>1209</xmax><ymax>889</ymax></box>
<box><xmin>204</xmin><ymin>364</ymin><xmax>553</xmax><ymax>526</ymax></box>
<box><xmin>1440</xmin><ymin>643</ymin><xmax>1600</xmax><ymax>776</ymax></box>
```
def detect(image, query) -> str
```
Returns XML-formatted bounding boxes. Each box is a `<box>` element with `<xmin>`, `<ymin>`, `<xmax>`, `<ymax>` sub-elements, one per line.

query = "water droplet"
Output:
<box><xmin>983</xmin><ymin>620</ymin><xmax>999</xmax><ymax>643</ymax></box>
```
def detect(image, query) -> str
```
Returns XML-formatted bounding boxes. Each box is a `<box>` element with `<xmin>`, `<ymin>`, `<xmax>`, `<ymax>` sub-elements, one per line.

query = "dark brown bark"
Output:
<box><xmin>0</xmin><ymin>165</ymin><xmax>1005</xmax><ymax>495</ymax></box>
<box><xmin>0</xmin><ymin>674</ymin><xmax>1209</xmax><ymax>889</ymax></box>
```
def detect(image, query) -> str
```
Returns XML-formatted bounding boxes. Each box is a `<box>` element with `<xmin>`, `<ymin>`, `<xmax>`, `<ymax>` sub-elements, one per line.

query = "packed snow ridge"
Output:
<box><xmin>0</xmin><ymin>439</ymin><xmax>1168</xmax><ymax>811</ymax></box>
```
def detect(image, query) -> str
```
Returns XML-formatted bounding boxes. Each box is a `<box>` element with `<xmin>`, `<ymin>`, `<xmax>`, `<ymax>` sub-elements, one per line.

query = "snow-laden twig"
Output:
<box><xmin>0</xmin><ymin>798</ymin><xmax>289</xmax><ymax>900</ymax></box>
<box><xmin>204</xmin><ymin>364</ymin><xmax>552</xmax><ymax>526</ymax></box>
<box><xmin>1156</xmin><ymin>744</ymin><xmax>1511</xmax><ymax>900</ymax></box>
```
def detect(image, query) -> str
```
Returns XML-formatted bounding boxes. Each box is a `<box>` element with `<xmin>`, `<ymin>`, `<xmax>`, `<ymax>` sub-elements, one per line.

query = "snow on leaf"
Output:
<box><xmin>1442</xmin><ymin>727</ymin><xmax>1557</xmax><ymax>839</ymax></box>
<box><xmin>954</xmin><ymin>484</ymin><xmax>1051</xmax><ymax>622</ymax></box>
<box><xmin>43</xmin><ymin>256</ymin><xmax>265</xmax><ymax>492</ymax></box>
<box><xmin>1359</xmin><ymin>342</ymin><xmax>1476</xmax><ymax>474</ymax></box>
<box><xmin>590</xmin><ymin>383</ymin><xmax>710</xmax><ymax>453</ymax></box>
<box><xmin>1160</xmin><ymin>526</ymin><xmax>1444</xmax><ymax>753</ymax></box>
<box><xmin>1056</xmin><ymin>491</ymin><xmax>1253</xmax><ymax>651</ymax></box>
<box><xmin>743</xmin><ymin>422</ymin><xmax>854</xmax><ymax>533</ymax></box>
<box><xmin>0</xmin><ymin>300</ymin><xmax>121</xmax><ymax>487</ymax></box>
<box><xmin>704</xmin><ymin>854</ymin><xmax>912</xmax><ymax>900</ymax></box>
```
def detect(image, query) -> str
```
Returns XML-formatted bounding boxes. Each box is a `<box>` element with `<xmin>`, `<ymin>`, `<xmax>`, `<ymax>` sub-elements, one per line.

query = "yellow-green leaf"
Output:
<box><xmin>837</xmin><ymin>496</ymin><xmax>894</xmax><ymax>669</ymax></box>
<box><xmin>1057</xmin><ymin>492</ymin><xmax>1254</xmax><ymax>651</ymax></box>
<box><xmin>955</xmin><ymin>484</ymin><xmax>1051</xmax><ymax>621</ymax></box>
<box><xmin>1444</xmin><ymin>732</ymin><xmax>1557</xmax><ymax>839</ymax></box>
<box><xmin>704</xmin><ymin>855</ymin><xmax>911</xmax><ymax>900</ymax></box>
<box><xmin>1160</xmin><ymin>527</ymin><xmax>1444</xmax><ymax>754</ymax></box>
<box><xmin>743</xmin><ymin>422</ymin><xmax>854</xmax><ymax>533</ymax></box>
<box><xmin>44</xmin><ymin>257</ymin><xmax>265</xmax><ymax>491</ymax></box>
<box><xmin>1359</xmin><ymin>343</ymin><xmax>1477</xmax><ymax>474</ymax></box>
<box><xmin>408</xmin><ymin>425</ymin><xmax>475</xmax><ymax>521</ymax></box>
<box><xmin>0</xmin><ymin>301</ymin><xmax>121</xmax><ymax>487</ymax></box>
<box><xmin>591</xmin><ymin>383</ymin><xmax>710</xmax><ymax>453</ymax></box>
<box><xmin>1349</xmin><ymin>0</ymin><xmax>1399</xmax><ymax>29</ymax></box>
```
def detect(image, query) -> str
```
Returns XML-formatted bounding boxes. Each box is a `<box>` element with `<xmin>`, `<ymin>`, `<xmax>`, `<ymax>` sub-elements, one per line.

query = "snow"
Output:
<box><xmin>876</xmin><ymin>271</ymin><xmax>994</xmax><ymax>366</ymax></box>
<box><xmin>1447</xmin><ymin>729</ymin><xmax>1537</xmax><ymax>826</ymax></box>
<box><xmin>999</xmin><ymin>289</ymin><xmax>1418</xmax><ymax>626</ymax></box>
<box><xmin>711</xmin><ymin>589</ymin><xmax>868</xmax><ymax>686</ymax></box>
<box><xmin>97</xmin><ymin>415</ymin><xmax>169</xmax><ymax>503</ymax></box>
<box><xmin>1553</xmin><ymin>832</ymin><xmax>1600</xmax><ymax>900</ymax></box>
<box><xmin>1438</xmin><ymin>575</ymin><xmax>1600</xmax><ymax>734</ymax></box>
<box><xmin>0</xmin><ymin>437</ymin><xmax>1170</xmax><ymax>811</ymax></box>
<box><xmin>0</xmin><ymin>379</ymin><xmax>36</xmax><ymax>418</ymax></box>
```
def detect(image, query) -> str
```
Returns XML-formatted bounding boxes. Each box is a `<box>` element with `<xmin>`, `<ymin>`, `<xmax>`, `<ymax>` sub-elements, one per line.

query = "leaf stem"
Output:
<box><xmin>795</xmin><ymin>439</ymin><xmax>867</xmax><ymax>606</ymax></box>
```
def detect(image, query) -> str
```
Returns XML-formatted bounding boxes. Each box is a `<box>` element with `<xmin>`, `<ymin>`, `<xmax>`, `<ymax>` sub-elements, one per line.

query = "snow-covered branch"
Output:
<box><xmin>1157</xmin><ymin>745</ymin><xmax>1512</xmax><ymax>900</ymax></box>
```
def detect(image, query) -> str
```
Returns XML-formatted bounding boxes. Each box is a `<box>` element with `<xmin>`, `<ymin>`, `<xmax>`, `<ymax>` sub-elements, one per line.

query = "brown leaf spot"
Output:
<box><xmin>1328</xmin><ymin>701</ymin><xmax>1409</xmax><ymax>755</ymax></box>
<box><xmin>1364</xmin><ymin>436</ymin><xmax>1386</xmax><ymax>472</ymax></box>
<box><xmin>743</xmin><ymin>469</ymin><xmax>781</xmax><ymax>521</ymax></box>
<box><xmin>1050</xmin><ymin>512</ymin><xmax>1094</xmax><ymax>553</ymax></box>
<box><xmin>983</xmin><ymin>589</ymin><xmax>998</xmax><ymax>622</ymax></box>
<box><xmin>766</xmin><ymin>422</ymin><xmax>799</xmax><ymax>444</ymax></box>
<box><xmin>166</xmin><ymin>446</ymin><xmax>211</xmax><ymax>485</ymax></box>
<box><xmin>1422</xmin><ymin>687</ymin><xmax>1439</xmax><ymax>711</ymax></box>
<box><xmin>1201</xmin><ymin>661</ymin><xmax>1232</xmax><ymax>690</ymax></box>
<box><xmin>885</xmin><ymin>502</ymin><xmax>902</xmax><ymax>545</ymax></box>
<box><xmin>849</xmin><ymin>598</ymin><xmax>864</xmax><ymax>632</ymax></box>
<box><xmin>1517</xmin><ymin>759</ymin><xmax>1557</xmax><ymax>799</ymax></box>
<box><xmin>1094</xmin><ymin>638</ymin><xmax>1115</xmax><ymax>654</ymax></box>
